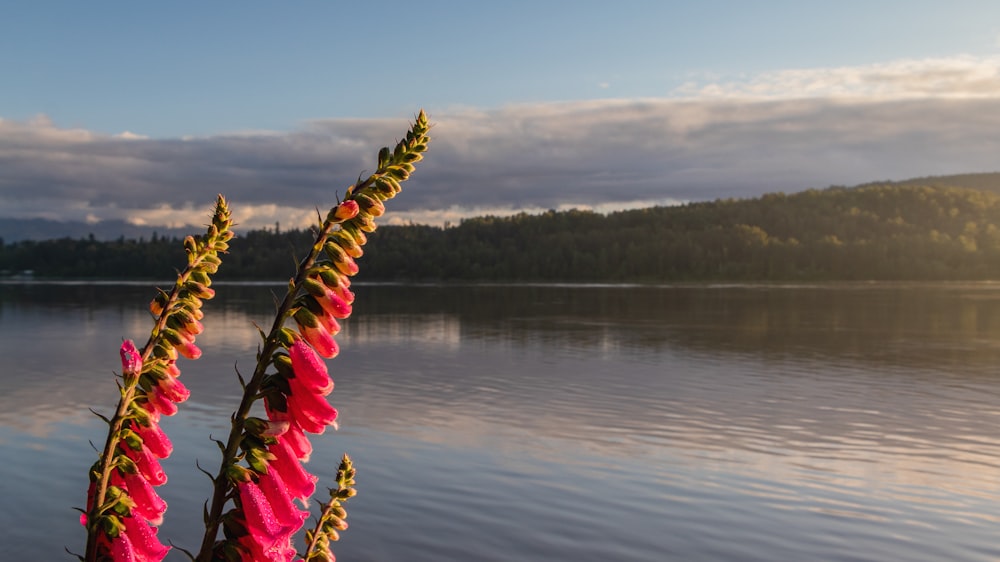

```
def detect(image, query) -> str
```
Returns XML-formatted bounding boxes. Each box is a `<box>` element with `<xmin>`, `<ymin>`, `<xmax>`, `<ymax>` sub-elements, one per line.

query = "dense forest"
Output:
<box><xmin>6</xmin><ymin>183</ymin><xmax>1000</xmax><ymax>281</ymax></box>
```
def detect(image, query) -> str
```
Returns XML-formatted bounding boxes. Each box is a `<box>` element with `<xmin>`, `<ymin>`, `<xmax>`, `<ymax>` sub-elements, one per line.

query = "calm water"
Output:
<box><xmin>4</xmin><ymin>282</ymin><xmax>1000</xmax><ymax>561</ymax></box>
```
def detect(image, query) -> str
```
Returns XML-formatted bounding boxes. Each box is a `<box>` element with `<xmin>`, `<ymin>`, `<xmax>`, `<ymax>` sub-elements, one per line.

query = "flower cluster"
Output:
<box><xmin>198</xmin><ymin>111</ymin><xmax>430</xmax><ymax>561</ymax></box>
<box><xmin>82</xmin><ymin>196</ymin><xmax>233</xmax><ymax>562</ymax></box>
<box><xmin>302</xmin><ymin>455</ymin><xmax>357</xmax><ymax>562</ymax></box>
<box><xmin>82</xmin><ymin>112</ymin><xmax>431</xmax><ymax>562</ymax></box>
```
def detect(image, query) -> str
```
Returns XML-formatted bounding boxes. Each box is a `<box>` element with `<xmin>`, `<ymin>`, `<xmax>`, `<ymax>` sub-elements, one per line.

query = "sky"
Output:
<box><xmin>4</xmin><ymin>1</ymin><xmax>1000</xmax><ymax>233</ymax></box>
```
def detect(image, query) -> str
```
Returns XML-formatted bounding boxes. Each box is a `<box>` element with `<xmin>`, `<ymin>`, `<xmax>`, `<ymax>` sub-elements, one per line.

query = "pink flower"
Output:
<box><xmin>258</xmin><ymin>468</ymin><xmax>308</xmax><ymax>528</ymax></box>
<box><xmin>296</xmin><ymin>319</ymin><xmax>339</xmax><ymax>359</ymax></box>
<box><xmin>120</xmin><ymin>340</ymin><xmax>143</xmax><ymax>376</ymax></box>
<box><xmin>267</xmin><ymin>437</ymin><xmax>317</xmax><ymax>500</ymax></box>
<box><xmin>289</xmin><ymin>340</ymin><xmax>334</xmax><ymax>395</ymax></box>
<box><xmin>145</xmin><ymin>387</ymin><xmax>179</xmax><ymax>417</ymax></box>
<box><xmin>81</xmin><ymin>479</ymin><xmax>96</xmax><ymax>526</ymax></box>
<box><xmin>163</xmin><ymin>362</ymin><xmax>181</xmax><ymax>378</ymax></box>
<box><xmin>236</xmin><ymin>479</ymin><xmax>300</xmax><ymax>561</ymax></box>
<box><xmin>123</xmin><ymin>443</ymin><xmax>167</xmax><ymax>486</ymax></box>
<box><xmin>121</xmin><ymin>514</ymin><xmax>170</xmax><ymax>561</ymax></box>
<box><xmin>286</xmin><ymin>384</ymin><xmax>338</xmax><ymax>434</ymax></box>
<box><xmin>176</xmin><ymin>340</ymin><xmax>202</xmax><ymax>360</ymax></box>
<box><xmin>121</xmin><ymin>470</ymin><xmax>168</xmax><ymax>525</ymax></box>
<box><xmin>155</xmin><ymin>375</ymin><xmax>190</xmax><ymax>403</ymax></box>
<box><xmin>265</xmin><ymin>404</ymin><xmax>313</xmax><ymax>461</ymax></box>
<box><xmin>111</xmin><ymin>532</ymin><xmax>139</xmax><ymax>562</ymax></box>
<box><xmin>281</xmin><ymin>421</ymin><xmax>313</xmax><ymax>462</ymax></box>
<box><xmin>133</xmin><ymin>420</ymin><xmax>173</xmax><ymax>459</ymax></box>
<box><xmin>316</xmin><ymin>285</ymin><xmax>352</xmax><ymax>319</ymax></box>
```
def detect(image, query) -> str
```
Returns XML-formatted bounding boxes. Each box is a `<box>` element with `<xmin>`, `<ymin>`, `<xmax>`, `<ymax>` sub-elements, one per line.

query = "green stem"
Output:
<box><xmin>85</xmin><ymin>260</ymin><xmax>207</xmax><ymax>561</ymax></box>
<box><xmin>194</xmin><ymin>219</ymin><xmax>336</xmax><ymax>561</ymax></box>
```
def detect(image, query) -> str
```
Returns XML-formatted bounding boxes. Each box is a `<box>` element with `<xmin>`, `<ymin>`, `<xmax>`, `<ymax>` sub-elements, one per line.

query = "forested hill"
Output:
<box><xmin>6</xmin><ymin>184</ymin><xmax>1000</xmax><ymax>281</ymax></box>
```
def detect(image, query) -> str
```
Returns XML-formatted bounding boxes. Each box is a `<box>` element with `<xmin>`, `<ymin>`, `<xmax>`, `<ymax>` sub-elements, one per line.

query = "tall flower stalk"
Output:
<box><xmin>194</xmin><ymin>110</ymin><xmax>430</xmax><ymax>561</ymax></box>
<box><xmin>83</xmin><ymin>196</ymin><xmax>234</xmax><ymax>561</ymax></box>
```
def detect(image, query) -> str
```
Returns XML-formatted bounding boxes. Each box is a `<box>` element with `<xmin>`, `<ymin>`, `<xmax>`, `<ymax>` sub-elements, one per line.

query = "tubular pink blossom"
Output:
<box><xmin>340</xmin><ymin>254</ymin><xmax>359</xmax><ymax>276</ymax></box>
<box><xmin>333</xmin><ymin>284</ymin><xmax>355</xmax><ymax>305</ymax></box>
<box><xmin>123</xmin><ymin>443</ymin><xmax>167</xmax><ymax>486</ymax></box>
<box><xmin>145</xmin><ymin>387</ymin><xmax>179</xmax><ymax>416</ymax></box>
<box><xmin>81</xmin><ymin>480</ymin><xmax>96</xmax><ymax>526</ymax></box>
<box><xmin>111</xmin><ymin>532</ymin><xmax>139</xmax><ymax>562</ymax></box>
<box><xmin>317</xmin><ymin>287</ymin><xmax>352</xmax><ymax>319</ymax></box>
<box><xmin>287</xmin><ymin>382</ymin><xmax>339</xmax><ymax>431</ymax></box>
<box><xmin>297</xmin><ymin>322</ymin><xmax>339</xmax><ymax>359</ymax></box>
<box><xmin>286</xmin><ymin>398</ymin><xmax>335</xmax><ymax>435</ymax></box>
<box><xmin>122</xmin><ymin>470</ymin><xmax>168</xmax><ymax>525</ymax></box>
<box><xmin>316</xmin><ymin>310</ymin><xmax>342</xmax><ymax>338</ymax></box>
<box><xmin>237</xmin><ymin>480</ymin><xmax>299</xmax><ymax>561</ymax></box>
<box><xmin>259</xmin><ymin>468</ymin><xmax>308</xmax><ymax>528</ymax></box>
<box><xmin>176</xmin><ymin>340</ymin><xmax>202</xmax><ymax>360</ymax></box>
<box><xmin>120</xmin><ymin>340</ymin><xmax>143</xmax><ymax>376</ymax></box>
<box><xmin>268</xmin><ymin>437</ymin><xmax>317</xmax><ymax>500</ymax></box>
<box><xmin>289</xmin><ymin>340</ymin><xmax>334</xmax><ymax>395</ymax></box>
<box><xmin>155</xmin><ymin>375</ymin><xmax>190</xmax><ymax>403</ymax></box>
<box><xmin>180</xmin><ymin>318</ymin><xmax>204</xmax><ymax>336</ymax></box>
<box><xmin>280</xmin><ymin>421</ymin><xmax>313</xmax><ymax>461</ymax></box>
<box><xmin>133</xmin><ymin>421</ymin><xmax>173</xmax><ymax>459</ymax></box>
<box><xmin>121</xmin><ymin>514</ymin><xmax>171</xmax><ymax>561</ymax></box>
<box><xmin>237</xmin><ymin>533</ymin><xmax>297</xmax><ymax>562</ymax></box>
<box><xmin>122</xmin><ymin>476</ymin><xmax>167</xmax><ymax>525</ymax></box>
<box><xmin>163</xmin><ymin>362</ymin><xmax>181</xmax><ymax>378</ymax></box>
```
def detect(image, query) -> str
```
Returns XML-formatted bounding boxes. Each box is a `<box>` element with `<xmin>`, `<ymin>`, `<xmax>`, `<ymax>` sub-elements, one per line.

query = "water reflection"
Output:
<box><xmin>4</xmin><ymin>282</ymin><xmax>1000</xmax><ymax>561</ymax></box>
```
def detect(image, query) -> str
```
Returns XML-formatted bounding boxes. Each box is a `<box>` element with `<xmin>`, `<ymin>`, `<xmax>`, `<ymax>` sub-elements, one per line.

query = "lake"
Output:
<box><xmin>4</xmin><ymin>281</ymin><xmax>1000</xmax><ymax>561</ymax></box>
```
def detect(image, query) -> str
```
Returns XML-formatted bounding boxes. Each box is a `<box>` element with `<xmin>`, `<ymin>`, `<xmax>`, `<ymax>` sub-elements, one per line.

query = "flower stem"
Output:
<box><xmin>195</xmin><ymin>220</ymin><xmax>336</xmax><ymax>561</ymax></box>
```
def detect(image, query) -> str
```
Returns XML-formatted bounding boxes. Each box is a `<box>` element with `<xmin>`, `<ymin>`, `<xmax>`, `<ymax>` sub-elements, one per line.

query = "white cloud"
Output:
<box><xmin>672</xmin><ymin>55</ymin><xmax>1000</xmax><ymax>100</ymax></box>
<box><xmin>2</xmin><ymin>55</ymin><xmax>1000</xmax><ymax>235</ymax></box>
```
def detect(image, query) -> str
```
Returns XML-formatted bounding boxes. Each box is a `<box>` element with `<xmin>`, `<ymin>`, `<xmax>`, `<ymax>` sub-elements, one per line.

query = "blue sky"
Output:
<box><xmin>3</xmin><ymin>1</ymin><xmax>1000</xmax><ymax>233</ymax></box>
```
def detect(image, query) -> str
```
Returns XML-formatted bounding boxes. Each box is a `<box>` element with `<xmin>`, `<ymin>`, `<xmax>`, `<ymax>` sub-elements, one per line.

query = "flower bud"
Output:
<box><xmin>354</xmin><ymin>193</ymin><xmax>385</xmax><ymax>217</ymax></box>
<box><xmin>120</xmin><ymin>340</ymin><xmax>143</xmax><ymax>377</ymax></box>
<box><xmin>329</xmin><ymin>200</ymin><xmax>360</xmax><ymax>223</ymax></box>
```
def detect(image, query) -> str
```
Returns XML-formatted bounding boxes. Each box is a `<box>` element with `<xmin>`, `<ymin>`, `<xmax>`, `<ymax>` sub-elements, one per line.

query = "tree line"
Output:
<box><xmin>5</xmin><ymin>184</ymin><xmax>1000</xmax><ymax>281</ymax></box>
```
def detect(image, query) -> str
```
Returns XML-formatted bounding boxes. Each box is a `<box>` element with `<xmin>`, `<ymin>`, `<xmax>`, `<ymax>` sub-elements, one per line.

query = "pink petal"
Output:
<box><xmin>268</xmin><ymin>437</ymin><xmax>317</xmax><ymax>500</ymax></box>
<box><xmin>156</xmin><ymin>375</ymin><xmax>190</xmax><ymax>403</ymax></box>
<box><xmin>145</xmin><ymin>387</ymin><xmax>178</xmax><ymax>417</ymax></box>
<box><xmin>289</xmin><ymin>340</ymin><xmax>334</xmax><ymax>395</ymax></box>
<box><xmin>238</xmin><ymin>534</ymin><xmax>297</xmax><ymax>562</ymax></box>
<box><xmin>164</xmin><ymin>362</ymin><xmax>181</xmax><ymax>378</ymax></box>
<box><xmin>133</xmin><ymin>420</ymin><xmax>173</xmax><ymax>459</ymax></box>
<box><xmin>318</xmin><ymin>287</ymin><xmax>352</xmax><ymax>319</ymax></box>
<box><xmin>281</xmin><ymin>421</ymin><xmax>313</xmax><ymax>461</ymax></box>
<box><xmin>121</xmin><ymin>515</ymin><xmax>170</xmax><ymax>561</ymax></box>
<box><xmin>123</xmin><ymin>443</ymin><xmax>167</xmax><ymax>486</ymax></box>
<box><xmin>81</xmin><ymin>480</ymin><xmax>96</xmax><ymax>526</ymax></box>
<box><xmin>316</xmin><ymin>311</ymin><xmax>342</xmax><ymax>338</ymax></box>
<box><xmin>287</xmin><ymin>387</ymin><xmax>338</xmax><ymax>433</ymax></box>
<box><xmin>237</xmin><ymin>480</ymin><xmax>299</xmax><ymax>552</ymax></box>
<box><xmin>298</xmin><ymin>323</ymin><xmax>339</xmax><ymax>359</ymax></box>
<box><xmin>259</xmin><ymin>468</ymin><xmax>308</xmax><ymax>529</ymax></box>
<box><xmin>123</xmin><ymin>471</ymin><xmax>167</xmax><ymax>526</ymax></box>
<box><xmin>111</xmin><ymin>532</ymin><xmax>139</xmax><ymax>562</ymax></box>
<box><xmin>120</xmin><ymin>340</ymin><xmax>143</xmax><ymax>375</ymax></box>
<box><xmin>176</xmin><ymin>341</ymin><xmax>202</xmax><ymax>360</ymax></box>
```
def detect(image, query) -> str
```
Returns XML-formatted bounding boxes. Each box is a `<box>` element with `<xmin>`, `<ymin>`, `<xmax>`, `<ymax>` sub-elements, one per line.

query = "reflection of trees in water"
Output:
<box><xmin>4</xmin><ymin>282</ymin><xmax>1000</xmax><ymax>472</ymax></box>
<box><xmin>348</xmin><ymin>283</ymin><xmax>1000</xmax><ymax>371</ymax></box>
<box><xmin>6</xmin><ymin>282</ymin><xmax>1000</xmax><ymax>372</ymax></box>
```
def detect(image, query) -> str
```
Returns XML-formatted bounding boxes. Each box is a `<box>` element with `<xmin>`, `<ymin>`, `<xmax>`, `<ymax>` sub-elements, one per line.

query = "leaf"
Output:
<box><xmin>89</xmin><ymin>408</ymin><xmax>111</xmax><ymax>425</ymax></box>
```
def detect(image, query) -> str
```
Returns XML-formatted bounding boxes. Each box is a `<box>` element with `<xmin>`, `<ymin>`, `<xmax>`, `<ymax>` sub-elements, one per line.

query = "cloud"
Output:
<box><xmin>673</xmin><ymin>55</ymin><xmax>1000</xmax><ymax>100</ymax></box>
<box><xmin>2</xmin><ymin>55</ymin><xmax>1000</xmax><ymax>234</ymax></box>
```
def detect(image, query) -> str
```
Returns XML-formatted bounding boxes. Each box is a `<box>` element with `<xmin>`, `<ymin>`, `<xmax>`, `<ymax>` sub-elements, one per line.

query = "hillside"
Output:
<box><xmin>5</xmin><ymin>183</ymin><xmax>1000</xmax><ymax>281</ymax></box>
